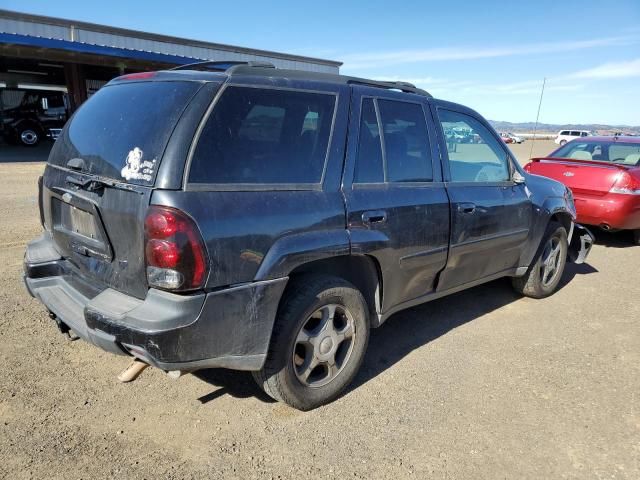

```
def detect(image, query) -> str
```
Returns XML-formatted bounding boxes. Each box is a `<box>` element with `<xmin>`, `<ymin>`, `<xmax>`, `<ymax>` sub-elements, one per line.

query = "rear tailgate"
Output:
<box><xmin>42</xmin><ymin>79</ymin><xmax>203</xmax><ymax>299</ymax></box>
<box><xmin>527</xmin><ymin>157</ymin><xmax>623</xmax><ymax>196</ymax></box>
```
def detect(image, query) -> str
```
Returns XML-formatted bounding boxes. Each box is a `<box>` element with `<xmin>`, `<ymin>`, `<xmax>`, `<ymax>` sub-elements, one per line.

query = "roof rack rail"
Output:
<box><xmin>170</xmin><ymin>60</ymin><xmax>275</xmax><ymax>72</ymax></box>
<box><xmin>170</xmin><ymin>61</ymin><xmax>432</xmax><ymax>97</ymax></box>
<box><xmin>346</xmin><ymin>79</ymin><xmax>432</xmax><ymax>97</ymax></box>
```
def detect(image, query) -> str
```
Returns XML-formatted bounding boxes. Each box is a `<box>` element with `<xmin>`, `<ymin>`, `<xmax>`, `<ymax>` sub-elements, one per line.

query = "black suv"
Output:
<box><xmin>24</xmin><ymin>62</ymin><xmax>593</xmax><ymax>410</ymax></box>
<box><xmin>1</xmin><ymin>88</ymin><xmax>69</xmax><ymax>146</ymax></box>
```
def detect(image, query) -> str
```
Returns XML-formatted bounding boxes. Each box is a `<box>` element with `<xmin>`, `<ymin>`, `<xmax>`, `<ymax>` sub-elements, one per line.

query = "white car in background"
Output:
<box><xmin>507</xmin><ymin>132</ymin><xmax>524</xmax><ymax>143</ymax></box>
<box><xmin>555</xmin><ymin>129</ymin><xmax>592</xmax><ymax>146</ymax></box>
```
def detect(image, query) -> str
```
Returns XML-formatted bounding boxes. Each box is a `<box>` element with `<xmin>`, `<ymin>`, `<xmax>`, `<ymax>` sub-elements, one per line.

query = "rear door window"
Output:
<box><xmin>354</xmin><ymin>98</ymin><xmax>384</xmax><ymax>183</ymax></box>
<box><xmin>354</xmin><ymin>98</ymin><xmax>433</xmax><ymax>183</ymax></box>
<box><xmin>49</xmin><ymin>81</ymin><xmax>201</xmax><ymax>184</ymax></box>
<box><xmin>188</xmin><ymin>86</ymin><xmax>336</xmax><ymax>186</ymax></box>
<box><xmin>378</xmin><ymin>99</ymin><xmax>433</xmax><ymax>183</ymax></box>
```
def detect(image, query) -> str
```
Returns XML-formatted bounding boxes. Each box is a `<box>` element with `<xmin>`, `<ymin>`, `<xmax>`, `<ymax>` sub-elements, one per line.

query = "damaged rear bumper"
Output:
<box><xmin>24</xmin><ymin>234</ymin><xmax>287</xmax><ymax>372</ymax></box>
<box><xmin>568</xmin><ymin>223</ymin><xmax>594</xmax><ymax>264</ymax></box>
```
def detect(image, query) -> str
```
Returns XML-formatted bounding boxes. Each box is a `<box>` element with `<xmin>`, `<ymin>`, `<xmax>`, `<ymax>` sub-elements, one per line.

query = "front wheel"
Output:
<box><xmin>17</xmin><ymin>126</ymin><xmax>41</xmax><ymax>146</ymax></box>
<box><xmin>559</xmin><ymin>139</ymin><xmax>567</xmax><ymax>146</ymax></box>
<box><xmin>512</xmin><ymin>222</ymin><xmax>568</xmax><ymax>298</ymax></box>
<box><xmin>253</xmin><ymin>275</ymin><xmax>370</xmax><ymax>410</ymax></box>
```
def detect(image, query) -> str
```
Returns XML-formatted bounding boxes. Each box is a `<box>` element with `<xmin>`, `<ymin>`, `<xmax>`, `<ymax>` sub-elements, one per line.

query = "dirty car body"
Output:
<box><xmin>24</xmin><ymin>64</ymin><xmax>593</xmax><ymax>407</ymax></box>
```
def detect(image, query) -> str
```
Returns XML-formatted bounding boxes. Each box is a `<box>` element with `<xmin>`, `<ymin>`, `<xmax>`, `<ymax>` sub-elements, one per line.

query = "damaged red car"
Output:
<box><xmin>525</xmin><ymin>136</ymin><xmax>640</xmax><ymax>244</ymax></box>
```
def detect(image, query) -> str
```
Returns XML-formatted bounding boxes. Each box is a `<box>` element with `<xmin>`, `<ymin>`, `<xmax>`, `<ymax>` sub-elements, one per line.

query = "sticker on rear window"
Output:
<box><xmin>121</xmin><ymin>147</ymin><xmax>156</xmax><ymax>182</ymax></box>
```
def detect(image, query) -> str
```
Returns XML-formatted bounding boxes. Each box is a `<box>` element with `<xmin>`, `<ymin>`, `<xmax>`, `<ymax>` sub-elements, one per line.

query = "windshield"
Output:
<box><xmin>49</xmin><ymin>81</ymin><xmax>201</xmax><ymax>184</ymax></box>
<box><xmin>551</xmin><ymin>141</ymin><xmax>640</xmax><ymax>166</ymax></box>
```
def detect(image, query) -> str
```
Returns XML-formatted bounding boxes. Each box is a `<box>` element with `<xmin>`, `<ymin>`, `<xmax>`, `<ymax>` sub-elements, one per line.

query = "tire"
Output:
<box><xmin>512</xmin><ymin>222</ymin><xmax>568</xmax><ymax>299</ymax></box>
<box><xmin>17</xmin><ymin>125</ymin><xmax>41</xmax><ymax>146</ymax></box>
<box><xmin>559</xmin><ymin>139</ymin><xmax>567</xmax><ymax>146</ymax></box>
<box><xmin>253</xmin><ymin>274</ymin><xmax>370</xmax><ymax>410</ymax></box>
<box><xmin>633</xmin><ymin>230</ymin><xmax>640</xmax><ymax>246</ymax></box>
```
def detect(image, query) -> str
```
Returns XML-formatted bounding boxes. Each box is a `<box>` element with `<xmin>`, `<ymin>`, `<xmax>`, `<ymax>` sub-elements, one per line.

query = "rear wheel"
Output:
<box><xmin>633</xmin><ymin>229</ymin><xmax>640</xmax><ymax>245</ymax></box>
<box><xmin>512</xmin><ymin>222</ymin><xmax>568</xmax><ymax>298</ymax></box>
<box><xmin>253</xmin><ymin>275</ymin><xmax>369</xmax><ymax>410</ymax></box>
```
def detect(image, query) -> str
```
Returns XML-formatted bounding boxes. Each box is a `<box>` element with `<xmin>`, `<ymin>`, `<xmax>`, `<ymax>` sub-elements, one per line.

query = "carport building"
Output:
<box><xmin>0</xmin><ymin>9</ymin><xmax>341</xmax><ymax>145</ymax></box>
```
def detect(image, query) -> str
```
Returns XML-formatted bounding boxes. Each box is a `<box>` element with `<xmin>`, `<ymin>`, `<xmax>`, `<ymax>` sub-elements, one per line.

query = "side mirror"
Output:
<box><xmin>513</xmin><ymin>171</ymin><xmax>525</xmax><ymax>184</ymax></box>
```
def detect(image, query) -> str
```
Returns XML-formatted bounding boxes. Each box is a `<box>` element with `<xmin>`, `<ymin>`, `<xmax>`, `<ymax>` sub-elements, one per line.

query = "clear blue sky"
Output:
<box><xmin>5</xmin><ymin>0</ymin><xmax>640</xmax><ymax>125</ymax></box>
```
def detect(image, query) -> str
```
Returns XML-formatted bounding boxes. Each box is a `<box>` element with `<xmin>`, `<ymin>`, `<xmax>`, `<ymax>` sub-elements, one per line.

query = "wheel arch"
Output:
<box><xmin>286</xmin><ymin>255</ymin><xmax>383</xmax><ymax>328</ymax></box>
<box><xmin>549</xmin><ymin>211</ymin><xmax>573</xmax><ymax>234</ymax></box>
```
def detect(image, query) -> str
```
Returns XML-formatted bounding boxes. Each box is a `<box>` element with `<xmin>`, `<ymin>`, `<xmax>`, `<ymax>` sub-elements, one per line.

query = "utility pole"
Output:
<box><xmin>529</xmin><ymin>77</ymin><xmax>546</xmax><ymax>161</ymax></box>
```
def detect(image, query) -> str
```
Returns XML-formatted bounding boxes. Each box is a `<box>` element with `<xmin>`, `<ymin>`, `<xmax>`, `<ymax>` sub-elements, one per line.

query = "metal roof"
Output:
<box><xmin>0</xmin><ymin>9</ymin><xmax>342</xmax><ymax>73</ymax></box>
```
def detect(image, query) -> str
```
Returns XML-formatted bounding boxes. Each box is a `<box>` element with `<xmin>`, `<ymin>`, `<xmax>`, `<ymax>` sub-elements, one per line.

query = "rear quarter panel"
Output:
<box><xmin>153</xmin><ymin>78</ymin><xmax>351</xmax><ymax>289</ymax></box>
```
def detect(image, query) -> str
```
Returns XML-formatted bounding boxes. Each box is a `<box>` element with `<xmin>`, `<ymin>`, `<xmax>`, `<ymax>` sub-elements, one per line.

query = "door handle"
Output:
<box><xmin>362</xmin><ymin>210</ymin><xmax>387</xmax><ymax>224</ymax></box>
<box><xmin>458</xmin><ymin>202</ymin><xmax>476</xmax><ymax>214</ymax></box>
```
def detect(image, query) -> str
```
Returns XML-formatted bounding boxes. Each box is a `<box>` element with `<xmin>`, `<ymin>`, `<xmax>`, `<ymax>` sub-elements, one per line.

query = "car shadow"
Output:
<box><xmin>590</xmin><ymin>228</ymin><xmax>637</xmax><ymax>248</ymax></box>
<box><xmin>348</xmin><ymin>263</ymin><xmax>597</xmax><ymax>395</ymax></box>
<box><xmin>192</xmin><ymin>263</ymin><xmax>597</xmax><ymax>406</ymax></box>
<box><xmin>192</xmin><ymin>369</ymin><xmax>276</xmax><ymax>405</ymax></box>
<box><xmin>0</xmin><ymin>140</ymin><xmax>52</xmax><ymax>163</ymax></box>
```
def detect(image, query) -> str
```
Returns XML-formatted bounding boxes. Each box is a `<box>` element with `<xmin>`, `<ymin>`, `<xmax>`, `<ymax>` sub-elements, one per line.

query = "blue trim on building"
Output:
<box><xmin>0</xmin><ymin>32</ymin><xmax>200</xmax><ymax>65</ymax></box>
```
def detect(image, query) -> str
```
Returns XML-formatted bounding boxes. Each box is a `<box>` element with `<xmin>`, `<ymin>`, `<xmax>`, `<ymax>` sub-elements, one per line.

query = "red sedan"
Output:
<box><xmin>524</xmin><ymin>136</ymin><xmax>640</xmax><ymax>244</ymax></box>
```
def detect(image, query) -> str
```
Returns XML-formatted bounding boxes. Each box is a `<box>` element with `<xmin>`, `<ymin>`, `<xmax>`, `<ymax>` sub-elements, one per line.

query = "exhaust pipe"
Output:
<box><xmin>600</xmin><ymin>223</ymin><xmax>611</xmax><ymax>231</ymax></box>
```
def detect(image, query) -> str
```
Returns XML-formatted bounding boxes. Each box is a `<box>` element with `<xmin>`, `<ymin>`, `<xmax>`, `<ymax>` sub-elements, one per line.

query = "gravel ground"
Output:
<box><xmin>1</xmin><ymin>141</ymin><xmax>638</xmax><ymax>479</ymax></box>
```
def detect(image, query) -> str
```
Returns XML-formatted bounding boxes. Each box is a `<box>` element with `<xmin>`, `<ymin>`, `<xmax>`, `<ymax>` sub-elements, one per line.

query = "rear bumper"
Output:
<box><xmin>574</xmin><ymin>192</ymin><xmax>640</xmax><ymax>230</ymax></box>
<box><xmin>24</xmin><ymin>234</ymin><xmax>288</xmax><ymax>371</ymax></box>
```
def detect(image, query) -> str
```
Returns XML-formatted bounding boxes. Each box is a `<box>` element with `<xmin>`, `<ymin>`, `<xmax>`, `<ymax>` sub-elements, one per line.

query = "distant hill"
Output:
<box><xmin>489</xmin><ymin>120</ymin><xmax>640</xmax><ymax>135</ymax></box>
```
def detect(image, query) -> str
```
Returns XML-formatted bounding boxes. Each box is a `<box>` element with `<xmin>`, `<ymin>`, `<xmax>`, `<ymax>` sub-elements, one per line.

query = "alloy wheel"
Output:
<box><xmin>292</xmin><ymin>303</ymin><xmax>356</xmax><ymax>388</ymax></box>
<box><xmin>540</xmin><ymin>235</ymin><xmax>563</xmax><ymax>288</ymax></box>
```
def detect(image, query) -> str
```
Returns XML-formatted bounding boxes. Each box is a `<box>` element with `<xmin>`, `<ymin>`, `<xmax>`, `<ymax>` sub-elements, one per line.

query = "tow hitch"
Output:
<box><xmin>50</xmin><ymin>311</ymin><xmax>78</xmax><ymax>341</ymax></box>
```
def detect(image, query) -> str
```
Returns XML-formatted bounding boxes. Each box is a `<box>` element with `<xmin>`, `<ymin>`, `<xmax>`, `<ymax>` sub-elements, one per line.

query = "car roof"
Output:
<box><xmin>569</xmin><ymin>135</ymin><xmax>640</xmax><ymax>144</ymax></box>
<box><xmin>108</xmin><ymin>62</ymin><xmax>434</xmax><ymax>98</ymax></box>
<box><xmin>106</xmin><ymin>61</ymin><xmax>492</xmax><ymax>118</ymax></box>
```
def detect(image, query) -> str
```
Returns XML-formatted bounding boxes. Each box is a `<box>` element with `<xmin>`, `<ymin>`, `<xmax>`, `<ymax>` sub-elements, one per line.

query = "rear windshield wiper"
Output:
<box><xmin>65</xmin><ymin>175</ymin><xmax>143</xmax><ymax>193</ymax></box>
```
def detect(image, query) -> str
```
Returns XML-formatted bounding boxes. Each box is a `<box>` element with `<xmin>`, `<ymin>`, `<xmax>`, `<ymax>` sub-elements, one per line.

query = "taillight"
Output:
<box><xmin>144</xmin><ymin>206</ymin><xmax>208</xmax><ymax>291</ymax></box>
<box><xmin>610</xmin><ymin>171</ymin><xmax>640</xmax><ymax>195</ymax></box>
<box><xmin>523</xmin><ymin>162</ymin><xmax>532</xmax><ymax>173</ymax></box>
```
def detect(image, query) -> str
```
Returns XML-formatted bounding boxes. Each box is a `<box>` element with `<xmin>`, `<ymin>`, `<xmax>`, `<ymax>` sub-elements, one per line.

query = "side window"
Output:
<box><xmin>560</xmin><ymin>131</ymin><xmax>568</xmax><ymax>136</ymax></box>
<box><xmin>189</xmin><ymin>86</ymin><xmax>336</xmax><ymax>185</ymax></box>
<box><xmin>438</xmin><ymin>109</ymin><xmax>510</xmax><ymax>183</ymax></box>
<box><xmin>378</xmin><ymin>99</ymin><xmax>433</xmax><ymax>182</ymax></box>
<box><xmin>354</xmin><ymin>98</ymin><xmax>384</xmax><ymax>183</ymax></box>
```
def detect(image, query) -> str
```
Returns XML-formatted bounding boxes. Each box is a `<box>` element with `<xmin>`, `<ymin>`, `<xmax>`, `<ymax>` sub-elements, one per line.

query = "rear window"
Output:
<box><xmin>552</xmin><ymin>141</ymin><xmax>640</xmax><ymax>165</ymax></box>
<box><xmin>50</xmin><ymin>81</ymin><xmax>201</xmax><ymax>184</ymax></box>
<box><xmin>188</xmin><ymin>86</ymin><xmax>336</xmax><ymax>186</ymax></box>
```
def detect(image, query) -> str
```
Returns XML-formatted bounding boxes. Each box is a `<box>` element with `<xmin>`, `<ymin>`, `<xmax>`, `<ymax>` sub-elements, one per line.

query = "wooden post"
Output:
<box><xmin>64</xmin><ymin>63</ymin><xmax>87</xmax><ymax>113</ymax></box>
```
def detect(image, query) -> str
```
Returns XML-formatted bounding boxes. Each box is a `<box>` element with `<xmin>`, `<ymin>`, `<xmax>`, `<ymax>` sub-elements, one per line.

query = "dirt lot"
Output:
<box><xmin>1</xmin><ymin>140</ymin><xmax>639</xmax><ymax>479</ymax></box>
